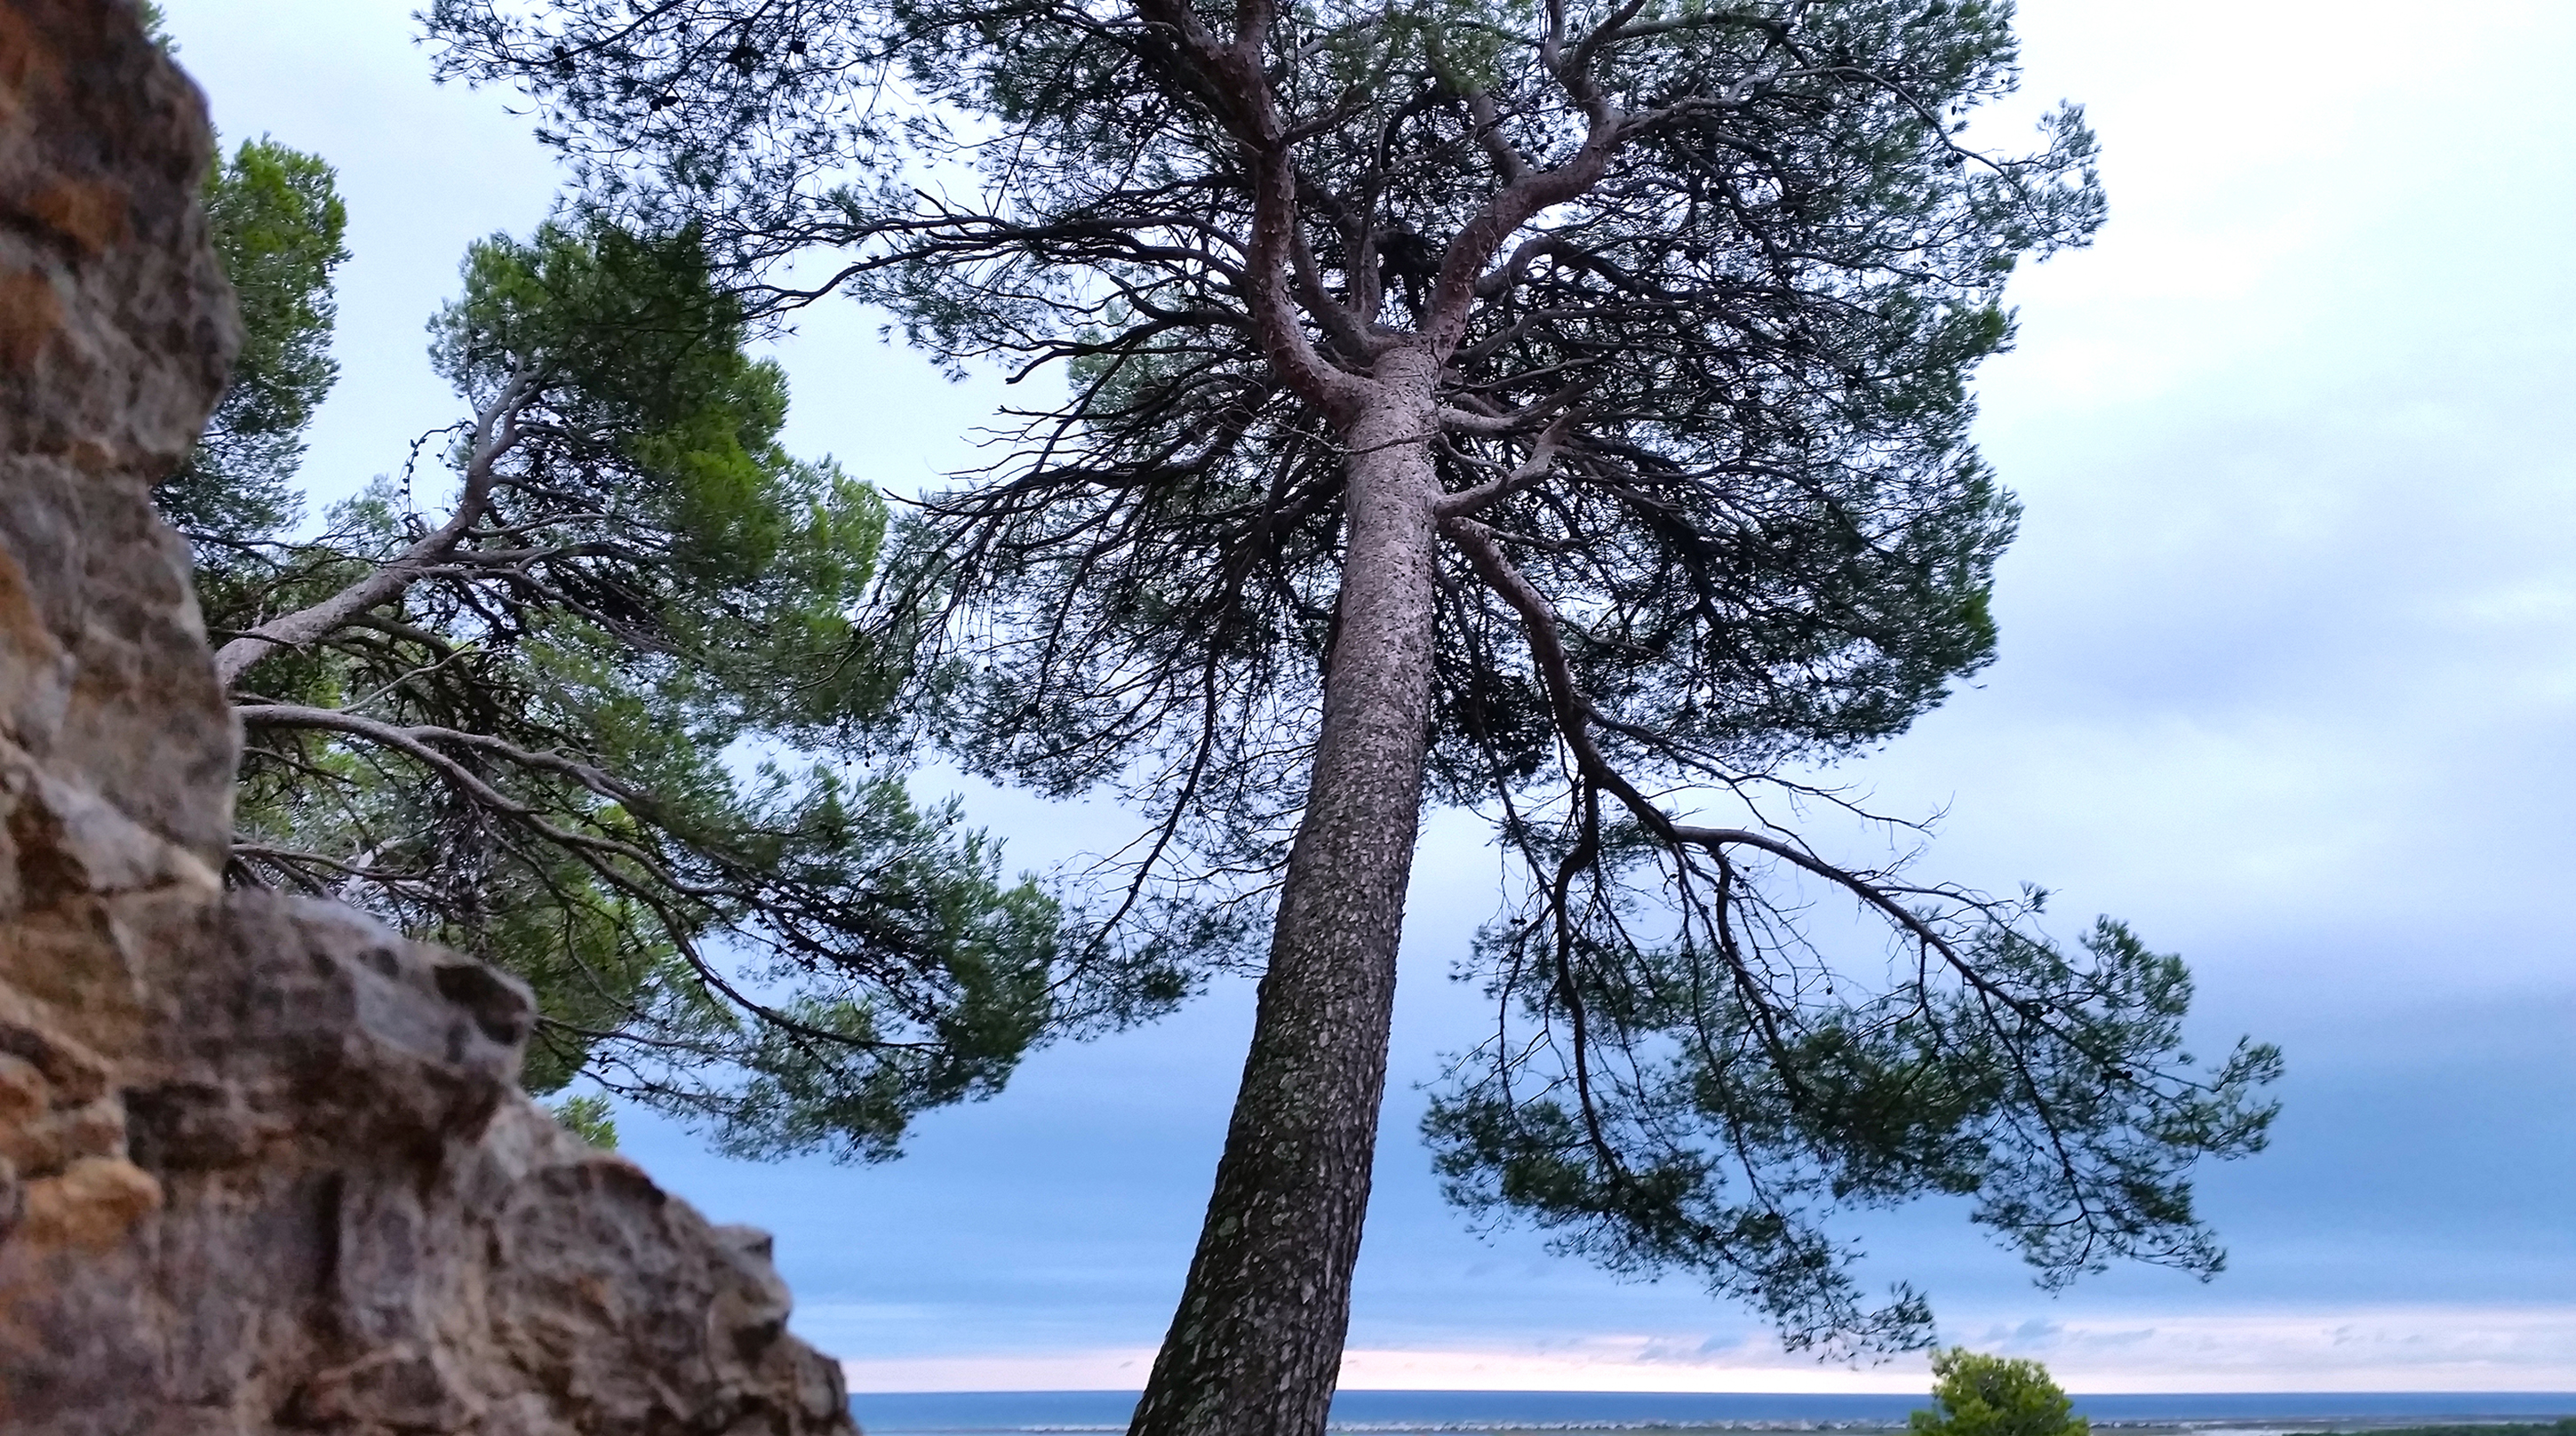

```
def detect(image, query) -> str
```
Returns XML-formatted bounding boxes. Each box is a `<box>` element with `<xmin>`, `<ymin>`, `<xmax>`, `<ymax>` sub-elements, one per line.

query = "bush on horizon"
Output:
<box><xmin>1910</xmin><ymin>1349</ymin><xmax>2086</xmax><ymax>1436</ymax></box>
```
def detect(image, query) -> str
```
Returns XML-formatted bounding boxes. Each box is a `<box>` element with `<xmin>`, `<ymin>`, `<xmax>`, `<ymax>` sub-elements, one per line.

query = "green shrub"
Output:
<box><xmin>1909</xmin><ymin>1349</ymin><xmax>2086</xmax><ymax>1436</ymax></box>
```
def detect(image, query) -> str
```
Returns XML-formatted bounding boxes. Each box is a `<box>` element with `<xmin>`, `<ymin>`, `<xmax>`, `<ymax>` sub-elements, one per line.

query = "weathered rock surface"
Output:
<box><xmin>0</xmin><ymin>4</ymin><xmax>858</xmax><ymax>1432</ymax></box>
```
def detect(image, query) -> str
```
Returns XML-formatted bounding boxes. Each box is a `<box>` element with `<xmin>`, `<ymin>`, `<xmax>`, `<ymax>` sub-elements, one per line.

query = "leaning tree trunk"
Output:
<box><xmin>1128</xmin><ymin>348</ymin><xmax>1446</xmax><ymax>1436</ymax></box>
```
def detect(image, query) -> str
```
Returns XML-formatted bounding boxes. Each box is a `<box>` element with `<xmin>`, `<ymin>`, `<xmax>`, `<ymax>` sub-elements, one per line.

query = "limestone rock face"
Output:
<box><xmin>0</xmin><ymin>4</ymin><xmax>858</xmax><ymax>1432</ymax></box>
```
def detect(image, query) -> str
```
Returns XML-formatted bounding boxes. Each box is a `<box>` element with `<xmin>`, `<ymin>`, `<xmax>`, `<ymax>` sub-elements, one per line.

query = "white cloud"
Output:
<box><xmin>842</xmin><ymin>1307</ymin><xmax>2576</xmax><ymax>1394</ymax></box>
<box><xmin>1950</xmin><ymin>1305</ymin><xmax>2576</xmax><ymax>1392</ymax></box>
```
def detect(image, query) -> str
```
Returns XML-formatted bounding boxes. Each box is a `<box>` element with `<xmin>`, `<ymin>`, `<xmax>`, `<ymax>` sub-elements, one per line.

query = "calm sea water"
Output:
<box><xmin>849</xmin><ymin>1390</ymin><xmax>2576</xmax><ymax>1435</ymax></box>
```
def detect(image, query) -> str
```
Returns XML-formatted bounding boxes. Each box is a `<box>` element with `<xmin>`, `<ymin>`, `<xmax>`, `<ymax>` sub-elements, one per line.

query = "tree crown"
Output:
<box><xmin>169</xmin><ymin>124</ymin><xmax>1120</xmax><ymax>1159</ymax></box>
<box><xmin>159</xmin><ymin>135</ymin><xmax>348</xmax><ymax>543</ymax></box>
<box><xmin>428</xmin><ymin>0</ymin><xmax>2278</xmax><ymax>1351</ymax></box>
<box><xmin>1910</xmin><ymin>1348</ymin><xmax>2087</xmax><ymax>1436</ymax></box>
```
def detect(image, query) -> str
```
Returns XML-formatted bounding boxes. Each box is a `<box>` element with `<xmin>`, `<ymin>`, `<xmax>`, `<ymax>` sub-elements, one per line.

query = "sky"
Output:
<box><xmin>157</xmin><ymin>0</ymin><xmax>2576</xmax><ymax>1397</ymax></box>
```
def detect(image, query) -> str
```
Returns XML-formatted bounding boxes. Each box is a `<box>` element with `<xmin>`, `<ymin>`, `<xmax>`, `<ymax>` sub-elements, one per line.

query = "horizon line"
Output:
<box><xmin>843</xmin><ymin>1388</ymin><xmax>2576</xmax><ymax>1399</ymax></box>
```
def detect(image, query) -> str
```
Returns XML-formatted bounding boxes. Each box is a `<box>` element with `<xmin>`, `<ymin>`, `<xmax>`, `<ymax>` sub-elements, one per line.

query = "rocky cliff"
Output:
<box><xmin>0</xmin><ymin>4</ymin><xmax>858</xmax><ymax>1431</ymax></box>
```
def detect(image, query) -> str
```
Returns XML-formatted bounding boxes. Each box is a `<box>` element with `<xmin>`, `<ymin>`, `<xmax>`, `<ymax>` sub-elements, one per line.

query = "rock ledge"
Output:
<box><xmin>0</xmin><ymin>4</ymin><xmax>857</xmax><ymax>1432</ymax></box>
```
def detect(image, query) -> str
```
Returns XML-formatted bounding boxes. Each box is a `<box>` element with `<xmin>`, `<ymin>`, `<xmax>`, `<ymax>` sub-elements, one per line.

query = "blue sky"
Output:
<box><xmin>161</xmin><ymin>0</ymin><xmax>2576</xmax><ymax>1394</ymax></box>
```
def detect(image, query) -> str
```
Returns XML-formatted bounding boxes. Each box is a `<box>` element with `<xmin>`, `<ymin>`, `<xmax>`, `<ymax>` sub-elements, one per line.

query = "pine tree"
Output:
<box><xmin>427</xmin><ymin>2</ymin><xmax>2284</xmax><ymax>1430</ymax></box>
<box><xmin>168</xmin><ymin>126</ymin><xmax>1148</xmax><ymax>1159</ymax></box>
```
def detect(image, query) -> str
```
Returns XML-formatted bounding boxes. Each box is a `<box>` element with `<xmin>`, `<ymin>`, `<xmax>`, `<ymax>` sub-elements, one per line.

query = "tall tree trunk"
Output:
<box><xmin>1128</xmin><ymin>348</ymin><xmax>1445</xmax><ymax>1436</ymax></box>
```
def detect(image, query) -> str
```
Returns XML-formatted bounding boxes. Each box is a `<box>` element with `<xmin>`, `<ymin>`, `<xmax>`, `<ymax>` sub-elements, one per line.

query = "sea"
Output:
<box><xmin>847</xmin><ymin>1390</ymin><xmax>2576</xmax><ymax>1436</ymax></box>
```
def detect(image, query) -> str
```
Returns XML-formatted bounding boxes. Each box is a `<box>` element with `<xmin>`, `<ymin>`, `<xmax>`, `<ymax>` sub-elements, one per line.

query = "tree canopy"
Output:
<box><xmin>427</xmin><ymin>0</ymin><xmax>2282</xmax><ymax>1429</ymax></box>
<box><xmin>171</xmin><ymin>130</ymin><xmax>1136</xmax><ymax>1160</ymax></box>
<box><xmin>159</xmin><ymin>135</ymin><xmax>346</xmax><ymax>546</ymax></box>
<box><xmin>1908</xmin><ymin>1348</ymin><xmax>2088</xmax><ymax>1436</ymax></box>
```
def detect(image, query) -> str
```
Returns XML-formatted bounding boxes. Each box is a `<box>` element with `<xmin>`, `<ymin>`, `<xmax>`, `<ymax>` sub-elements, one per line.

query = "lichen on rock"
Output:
<box><xmin>0</xmin><ymin>4</ymin><xmax>858</xmax><ymax>1431</ymax></box>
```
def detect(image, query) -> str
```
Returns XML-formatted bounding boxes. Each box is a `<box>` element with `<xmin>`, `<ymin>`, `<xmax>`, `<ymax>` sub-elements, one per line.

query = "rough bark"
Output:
<box><xmin>1128</xmin><ymin>347</ymin><xmax>1445</xmax><ymax>1436</ymax></box>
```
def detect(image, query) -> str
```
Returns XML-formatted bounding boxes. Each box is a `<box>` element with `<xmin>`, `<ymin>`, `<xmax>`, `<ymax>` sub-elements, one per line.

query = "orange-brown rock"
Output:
<box><xmin>0</xmin><ymin>4</ymin><xmax>858</xmax><ymax>1432</ymax></box>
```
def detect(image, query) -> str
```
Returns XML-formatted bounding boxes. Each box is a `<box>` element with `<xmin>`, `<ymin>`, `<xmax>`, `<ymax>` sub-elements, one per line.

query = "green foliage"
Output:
<box><xmin>548</xmin><ymin>1093</ymin><xmax>621</xmax><ymax>1149</ymax></box>
<box><xmin>1430</xmin><ymin>915</ymin><xmax>2281</xmax><ymax>1347</ymax></box>
<box><xmin>427</xmin><ymin>0</ymin><xmax>2274</xmax><ymax>1352</ymax></box>
<box><xmin>173</xmin><ymin>175</ymin><xmax>1096</xmax><ymax>1159</ymax></box>
<box><xmin>160</xmin><ymin>136</ymin><xmax>347</xmax><ymax>546</ymax></box>
<box><xmin>1909</xmin><ymin>1349</ymin><xmax>2086</xmax><ymax>1436</ymax></box>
